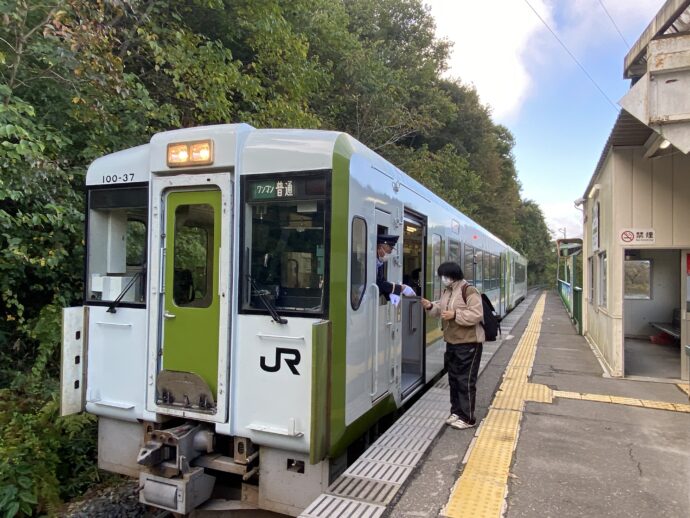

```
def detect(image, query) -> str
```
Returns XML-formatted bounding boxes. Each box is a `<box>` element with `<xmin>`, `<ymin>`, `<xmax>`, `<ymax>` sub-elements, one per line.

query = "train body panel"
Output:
<box><xmin>61</xmin><ymin>123</ymin><xmax>528</xmax><ymax>516</ymax></box>
<box><xmin>229</xmin><ymin>315</ymin><xmax>316</xmax><ymax>453</ymax></box>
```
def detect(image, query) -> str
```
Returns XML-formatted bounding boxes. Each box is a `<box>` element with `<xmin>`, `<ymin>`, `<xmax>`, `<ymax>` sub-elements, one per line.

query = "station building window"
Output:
<box><xmin>588</xmin><ymin>257</ymin><xmax>594</xmax><ymax>304</ymax></box>
<box><xmin>598</xmin><ymin>252</ymin><xmax>607</xmax><ymax>308</ymax></box>
<box><xmin>624</xmin><ymin>259</ymin><xmax>651</xmax><ymax>300</ymax></box>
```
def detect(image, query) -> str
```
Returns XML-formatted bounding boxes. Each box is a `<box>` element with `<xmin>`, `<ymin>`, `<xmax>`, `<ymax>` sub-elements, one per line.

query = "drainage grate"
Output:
<box><xmin>328</xmin><ymin>475</ymin><xmax>400</xmax><ymax>505</ymax></box>
<box><xmin>361</xmin><ymin>446</ymin><xmax>424</xmax><ymax>467</ymax></box>
<box><xmin>344</xmin><ymin>459</ymin><xmax>413</xmax><ymax>484</ymax></box>
<box><xmin>372</xmin><ymin>433</ymin><xmax>432</xmax><ymax>452</ymax></box>
<box><xmin>385</xmin><ymin>423</ymin><xmax>439</xmax><ymax>441</ymax></box>
<box><xmin>300</xmin><ymin>494</ymin><xmax>385</xmax><ymax>518</ymax></box>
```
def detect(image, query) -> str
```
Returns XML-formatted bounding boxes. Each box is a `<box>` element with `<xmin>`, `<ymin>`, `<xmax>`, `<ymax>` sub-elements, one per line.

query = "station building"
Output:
<box><xmin>581</xmin><ymin>0</ymin><xmax>690</xmax><ymax>382</ymax></box>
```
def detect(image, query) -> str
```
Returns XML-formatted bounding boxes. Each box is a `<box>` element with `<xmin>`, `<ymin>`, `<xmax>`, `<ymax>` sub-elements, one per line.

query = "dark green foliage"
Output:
<box><xmin>0</xmin><ymin>0</ymin><xmax>554</xmax><ymax>514</ymax></box>
<box><xmin>515</xmin><ymin>200</ymin><xmax>557</xmax><ymax>286</ymax></box>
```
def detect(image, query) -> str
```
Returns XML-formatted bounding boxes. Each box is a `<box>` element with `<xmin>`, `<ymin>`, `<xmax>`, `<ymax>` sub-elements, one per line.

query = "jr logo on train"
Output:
<box><xmin>60</xmin><ymin>124</ymin><xmax>527</xmax><ymax>516</ymax></box>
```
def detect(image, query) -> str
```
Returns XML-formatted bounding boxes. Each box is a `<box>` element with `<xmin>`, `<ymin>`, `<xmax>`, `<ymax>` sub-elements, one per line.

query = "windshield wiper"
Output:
<box><xmin>247</xmin><ymin>275</ymin><xmax>288</xmax><ymax>324</ymax></box>
<box><xmin>107</xmin><ymin>270</ymin><xmax>143</xmax><ymax>313</ymax></box>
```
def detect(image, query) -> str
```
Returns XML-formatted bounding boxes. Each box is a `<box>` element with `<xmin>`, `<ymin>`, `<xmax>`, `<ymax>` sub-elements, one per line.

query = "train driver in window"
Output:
<box><xmin>376</xmin><ymin>234</ymin><xmax>414</xmax><ymax>303</ymax></box>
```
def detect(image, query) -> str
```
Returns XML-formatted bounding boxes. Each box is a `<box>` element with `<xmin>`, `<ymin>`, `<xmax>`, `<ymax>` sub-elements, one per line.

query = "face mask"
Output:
<box><xmin>441</xmin><ymin>276</ymin><xmax>453</xmax><ymax>287</ymax></box>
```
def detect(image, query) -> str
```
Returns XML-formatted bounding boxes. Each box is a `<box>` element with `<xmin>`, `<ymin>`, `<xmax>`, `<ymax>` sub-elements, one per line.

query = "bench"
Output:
<box><xmin>650</xmin><ymin>308</ymin><xmax>681</xmax><ymax>340</ymax></box>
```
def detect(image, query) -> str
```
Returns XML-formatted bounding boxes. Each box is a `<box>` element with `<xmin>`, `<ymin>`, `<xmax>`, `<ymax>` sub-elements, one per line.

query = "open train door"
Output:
<box><xmin>400</xmin><ymin>212</ymin><xmax>425</xmax><ymax>399</ymax></box>
<box><xmin>146</xmin><ymin>173</ymin><xmax>232</xmax><ymax>423</ymax></box>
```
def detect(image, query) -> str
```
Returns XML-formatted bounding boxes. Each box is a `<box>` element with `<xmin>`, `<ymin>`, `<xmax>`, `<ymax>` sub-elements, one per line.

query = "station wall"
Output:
<box><xmin>583</xmin><ymin>146</ymin><xmax>690</xmax><ymax>379</ymax></box>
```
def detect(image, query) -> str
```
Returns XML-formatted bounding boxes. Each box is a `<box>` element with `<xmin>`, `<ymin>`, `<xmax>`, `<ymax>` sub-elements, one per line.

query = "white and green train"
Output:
<box><xmin>60</xmin><ymin>124</ymin><xmax>527</xmax><ymax>516</ymax></box>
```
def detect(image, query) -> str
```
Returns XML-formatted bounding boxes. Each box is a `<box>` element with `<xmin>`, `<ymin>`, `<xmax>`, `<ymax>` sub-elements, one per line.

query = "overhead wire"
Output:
<box><xmin>522</xmin><ymin>0</ymin><xmax>619</xmax><ymax>113</ymax></box>
<box><xmin>597</xmin><ymin>0</ymin><xmax>631</xmax><ymax>49</ymax></box>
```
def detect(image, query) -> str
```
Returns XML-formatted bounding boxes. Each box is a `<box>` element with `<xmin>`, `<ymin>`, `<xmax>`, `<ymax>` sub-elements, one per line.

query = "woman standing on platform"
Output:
<box><xmin>421</xmin><ymin>262</ymin><xmax>484</xmax><ymax>429</ymax></box>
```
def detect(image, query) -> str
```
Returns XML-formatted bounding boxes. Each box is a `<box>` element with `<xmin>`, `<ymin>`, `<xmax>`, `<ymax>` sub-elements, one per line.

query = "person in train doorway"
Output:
<box><xmin>376</xmin><ymin>234</ymin><xmax>415</xmax><ymax>303</ymax></box>
<box><xmin>421</xmin><ymin>262</ymin><xmax>484</xmax><ymax>430</ymax></box>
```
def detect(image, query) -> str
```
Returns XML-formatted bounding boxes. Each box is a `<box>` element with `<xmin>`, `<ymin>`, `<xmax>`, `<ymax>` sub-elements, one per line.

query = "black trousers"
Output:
<box><xmin>444</xmin><ymin>342</ymin><xmax>483</xmax><ymax>425</ymax></box>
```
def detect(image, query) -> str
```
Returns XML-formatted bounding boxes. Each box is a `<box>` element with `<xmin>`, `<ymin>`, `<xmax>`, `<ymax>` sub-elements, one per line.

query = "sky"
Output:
<box><xmin>425</xmin><ymin>0</ymin><xmax>665</xmax><ymax>239</ymax></box>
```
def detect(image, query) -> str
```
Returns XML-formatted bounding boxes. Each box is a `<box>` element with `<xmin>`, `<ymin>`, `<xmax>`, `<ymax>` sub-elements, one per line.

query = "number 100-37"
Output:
<box><xmin>102</xmin><ymin>174</ymin><xmax>135</xmax><ymax>183</ymax></box>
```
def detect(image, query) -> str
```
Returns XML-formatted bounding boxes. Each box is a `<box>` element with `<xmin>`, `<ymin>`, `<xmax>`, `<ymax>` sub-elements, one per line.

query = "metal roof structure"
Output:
<box><xmin>585</xmin><ymin>0</ymin><xmax>690</xmax><ymax>198</ymax></box>
<box><xmin>624</xmin><ymin>0</ymin><xmax>690</xmax><ymax>79</ymax></box>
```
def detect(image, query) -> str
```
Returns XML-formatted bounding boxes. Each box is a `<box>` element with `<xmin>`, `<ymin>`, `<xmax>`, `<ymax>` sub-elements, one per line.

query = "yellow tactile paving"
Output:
<box><xmin>640</xmin><ymin>400</ymin><xmax>679</xmax><ymax>411</ymax></box>
<box><xmin>442</xmin><ymin>292</ymin><xmax>689</xmax><ymax>518</ymax></box>
<box><xmin>442</xmin><ymin>293</ymin><xmax>547</xmax><ymax>518</ymax></box>
<box><xmin>608</xmin><ymin>396</ymin><xmax>644</xmax><ymax>407</ymax></box>
<box><xmin>579</xmin><ymin>393</ymin><xmax>612</xmax><ymax>403</ymax></box>
<box><xmin>555</xmin><ymin>391</ymin><xmax>689</xmax><ymax>412</ymax></box>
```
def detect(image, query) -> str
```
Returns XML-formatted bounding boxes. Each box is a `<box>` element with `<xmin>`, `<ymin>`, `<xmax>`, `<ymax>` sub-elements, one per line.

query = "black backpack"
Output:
<box><xmin>461</xmin><ymin>284</ymin><xmax>501</xmax><ymax>342</ymax></box>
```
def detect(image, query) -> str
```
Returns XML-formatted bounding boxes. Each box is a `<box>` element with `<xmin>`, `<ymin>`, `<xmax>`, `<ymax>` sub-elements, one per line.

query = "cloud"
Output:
<box><xmin>426</xmin><ymin>0</ymin><xmax>663</xmax><ymax>121</ymax></box>
<box><xmin>541</xmin><ymin>200</ymin><xmax>584</xmax><ymax>240</ymax></box>
<box><xmin>426</xmin><ymin>0</ymin><xmax>552</xmax><ymax>120</ymax></box>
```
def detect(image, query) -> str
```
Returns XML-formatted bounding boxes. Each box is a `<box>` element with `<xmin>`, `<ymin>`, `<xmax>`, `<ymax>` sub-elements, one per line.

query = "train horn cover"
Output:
<box><xmin>167</xmin><ymin>139</ymin><xmax>214</xmax><ymax>167</ymax></box>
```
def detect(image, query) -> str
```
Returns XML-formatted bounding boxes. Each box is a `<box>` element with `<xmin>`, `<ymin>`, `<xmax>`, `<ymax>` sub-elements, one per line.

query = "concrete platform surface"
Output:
<box><xmin>387</xmin><ymin>291</ymin><xmax>690</xmax><ymax>518</ymax></box>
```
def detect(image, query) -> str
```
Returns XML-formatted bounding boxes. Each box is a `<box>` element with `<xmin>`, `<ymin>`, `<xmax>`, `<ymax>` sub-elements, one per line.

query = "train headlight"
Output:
<box><xmin>167</xmin><ymin>140</ymin><xmax>214</xmax><ymax>167</ymax></box>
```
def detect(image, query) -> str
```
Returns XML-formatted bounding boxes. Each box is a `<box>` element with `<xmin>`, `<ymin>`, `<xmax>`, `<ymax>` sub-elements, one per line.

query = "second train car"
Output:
<box><xmin>61</xmin><ymin>124</ymin><xmax>527</xmax><ymax>515</ymax></box>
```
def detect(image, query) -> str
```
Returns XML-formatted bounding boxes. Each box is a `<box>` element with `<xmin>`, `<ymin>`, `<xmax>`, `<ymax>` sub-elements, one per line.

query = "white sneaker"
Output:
<box><xmin>445</xmin><ymin>414</ymin><xmax>460</xmax><ymax>425</ymax></box>
<box><xmin>450</xmin><ymin>419</ymin><xmax>476</xmax><ymax>430</ymax></box>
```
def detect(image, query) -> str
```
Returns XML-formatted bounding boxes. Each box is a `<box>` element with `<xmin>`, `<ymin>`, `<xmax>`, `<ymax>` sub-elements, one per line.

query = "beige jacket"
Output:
<box><xmin>427</xmin><ymin>279</ymin><xmax>485</xmax><ymax>344</ymax></box>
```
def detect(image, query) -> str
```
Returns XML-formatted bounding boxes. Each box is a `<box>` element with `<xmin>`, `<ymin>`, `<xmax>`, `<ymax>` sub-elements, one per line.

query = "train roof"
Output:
<box><xmin>85</xmin><ymin>124</ymin><xmax>522</xmax><ymax>257</ymax></box>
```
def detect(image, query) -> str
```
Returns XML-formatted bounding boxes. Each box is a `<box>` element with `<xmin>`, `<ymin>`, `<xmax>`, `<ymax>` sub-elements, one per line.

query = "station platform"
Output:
<box><xmin>301</xmin><ymin>291</ymin><xmax>690</xmax><ymax>518</ymax></box>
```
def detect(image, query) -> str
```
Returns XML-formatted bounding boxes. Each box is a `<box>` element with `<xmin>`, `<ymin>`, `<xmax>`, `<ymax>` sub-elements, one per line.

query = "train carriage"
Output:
<box><xmin>61</xmin><ymin>123</ymin><xmax>527</xmax><ymax>516</ymax></box>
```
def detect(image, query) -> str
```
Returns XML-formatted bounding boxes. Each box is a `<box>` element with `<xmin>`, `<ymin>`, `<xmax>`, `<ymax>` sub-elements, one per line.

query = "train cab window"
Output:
<box><xmin>351</xmin><ymin>217</ymin><xmax>367</xmax><ymax>310</ymax></box>
<box><xmin>464</xmin><ymin>245</ymin><xmax>474</xmax><ymax>284</ymax></box>
<box><xmin>241</xmin><ymin>174</ymin><xmax>328</xmax><ymax>315</ymax></box>
<box><xmin>86</xmin><ymin>186</ymin><xmax>148</xmax><ymax>305</ymax></box>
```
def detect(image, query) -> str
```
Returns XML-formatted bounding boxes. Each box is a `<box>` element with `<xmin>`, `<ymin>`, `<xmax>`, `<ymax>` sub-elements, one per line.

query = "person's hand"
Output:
<box><xmin>441</xmin><ymin>310</ymin><xmax>455</xmax><ymax>321</ymax></box>
<box><xmin>421</xmin><ymin>298</ymin><xmax>432</xmax><ymax>309</ymax></box>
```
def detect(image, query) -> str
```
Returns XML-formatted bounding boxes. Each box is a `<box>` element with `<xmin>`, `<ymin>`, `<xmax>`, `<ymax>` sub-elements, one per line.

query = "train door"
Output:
<box><xmin>401</xmin><ymin>213</ymin><xmax>425</xmax><ymax>399</ymax></box>
<box><xmin>147</xmin><ymin>174</ymin><xmax>232</xmax><ymax>423</ymax></box>
<box><xmin>499</xmin><ymin>253</ymin><xmax>507</xmax><ymax>315</ymax></box>
<box><xmin>372</xmin><ymin>208</ymin><xmax>397</xmax><ymax>402</ymax></box>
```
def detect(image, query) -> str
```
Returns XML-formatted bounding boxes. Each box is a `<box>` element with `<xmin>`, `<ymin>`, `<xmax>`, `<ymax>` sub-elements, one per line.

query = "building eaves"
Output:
<box><xmin>583</xmin><ymin>110</ymin><xmax>652</xmax><ymax>199</ymax></box>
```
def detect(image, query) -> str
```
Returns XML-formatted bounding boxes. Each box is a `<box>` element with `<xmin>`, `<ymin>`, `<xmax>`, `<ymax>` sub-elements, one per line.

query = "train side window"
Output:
<box><xmin>464</xmin><ymin>244</ymin><xmax>474</xmax><ymax>284</ymax></box>
<box><xmin>351</xmin><ymin>217</ymin><xmax>367</xmax><ymax>310</ymax></box>
<box><xmin>475</xmin><ymin>249</ymin><xmax>484</xmax><ymax>291</ymax></box>
<box><xmin>432</xmin><ymin>234</ymin><xmax>442</xmax><ymax>299</ymax></box>
<box><xmin>449</xmin><ymin>240</ymin><xmax>460</xmax><ymax>263</ymax></box>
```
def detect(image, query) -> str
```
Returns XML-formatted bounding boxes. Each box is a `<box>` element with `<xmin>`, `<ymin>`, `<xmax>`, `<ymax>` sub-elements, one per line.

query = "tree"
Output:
<box><xmin>515</xmin><ymin>200</ymin><xmax>556</xmax><ymax>286</ymax></box>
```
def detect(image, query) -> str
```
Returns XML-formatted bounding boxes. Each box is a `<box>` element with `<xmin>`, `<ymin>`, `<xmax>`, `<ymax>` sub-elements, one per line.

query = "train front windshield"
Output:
<box><xmin>241</xmin><ymin>174</ymin><xmax>328</xmax><ymax>315</ymax></box>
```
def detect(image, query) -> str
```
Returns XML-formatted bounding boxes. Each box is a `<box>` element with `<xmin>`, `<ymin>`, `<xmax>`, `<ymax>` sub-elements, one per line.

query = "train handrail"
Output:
<box><xmin>370</xmin><ymin>283</ymin><xmax>379</xmax><ymax>397</ymax></box>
